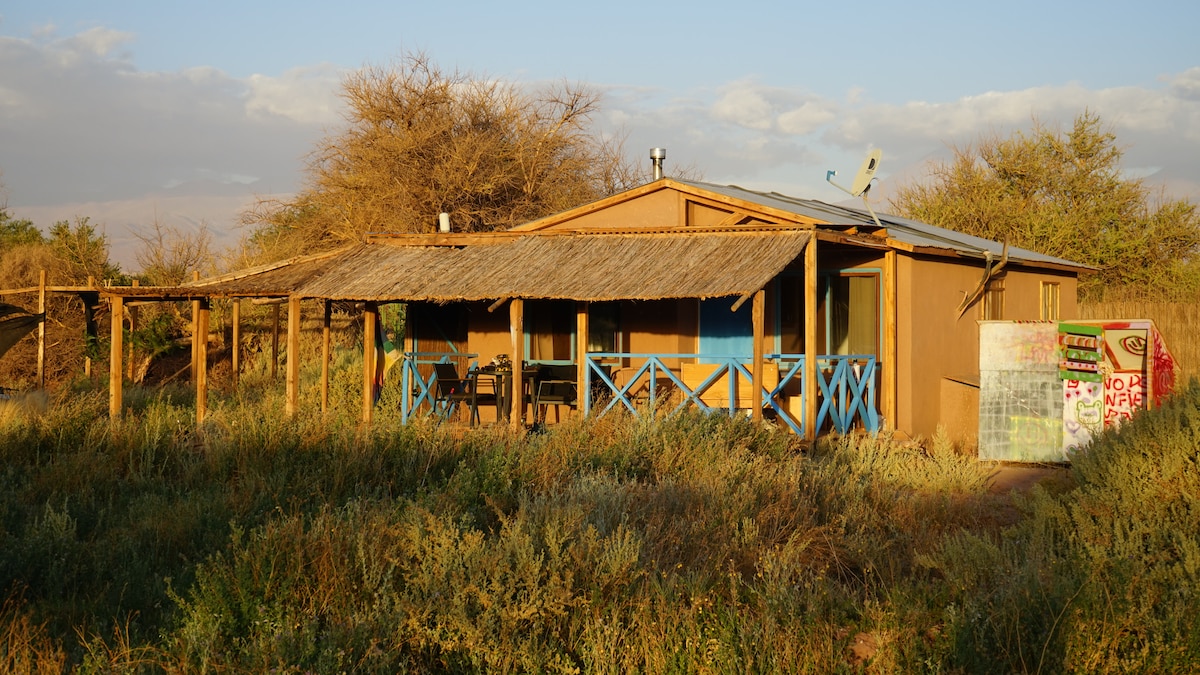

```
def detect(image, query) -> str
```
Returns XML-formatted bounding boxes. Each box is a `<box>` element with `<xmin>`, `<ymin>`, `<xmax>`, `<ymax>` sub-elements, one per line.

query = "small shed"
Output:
<box><xmin>978</xmin><ymin>319</ymin><xmax>1178</xmax><ymax>462</ymax></box>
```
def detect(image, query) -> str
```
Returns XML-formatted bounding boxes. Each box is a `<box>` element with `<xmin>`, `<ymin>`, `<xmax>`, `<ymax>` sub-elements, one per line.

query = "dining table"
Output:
<box><xmin>474</xmin><ymin>365</ymin><xmax>539</xmax><ymax>422</ymax></box>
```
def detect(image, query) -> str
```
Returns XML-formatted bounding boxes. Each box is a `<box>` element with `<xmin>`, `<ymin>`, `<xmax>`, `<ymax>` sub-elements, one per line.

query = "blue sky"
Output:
<box><xmin>2</xmin><ymin>1</ymin><xmax>1198</xmax><ymax>267</ymax></box>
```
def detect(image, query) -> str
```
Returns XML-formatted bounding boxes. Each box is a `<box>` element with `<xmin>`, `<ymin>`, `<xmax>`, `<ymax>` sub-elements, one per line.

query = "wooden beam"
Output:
<box><xmin>509</xmin><ymin>298</ymin><xmax>524</xmax><ymax>428</ymax></box>
<box><xmin>576</xmin><ymin>301</ymin><xmax>588</xmax><ymax>415</ymax></box>
<box><xmin>109</xmin><ymin>295</ymin><xmax>123</xmax><ymax>418</ymax></box>
<box><xmin>751</xmin><ymin>289</ymin><xmax>765</xmax><ymax>422</ymax></box>
<box><xmin>715</xmin><ymin>211</ymin><xmax>750</xmax><ymax>228</ymax></box>
<box><xmin>37</xmin><ymin>270</ymin><xmax>45</xmax><ymax>389</ymax></box>
<box><xmin>231</xmin><ymin>299</ymin><xmax>241</xmax><ymax>388</ymax></box>
<box><xmin>195</xmin><ymin>299</ymin><xmax>209</xmax><ymax>424</ymax></box>
<box><xmin>286</xmin><ymin>295</ymin><xmax>301</xmax><ymax>416</ymax></box>
<box><xmin>883</xmin><ymin>250</ymin><xmax>898</xmax><ymax>428</ymax></box>
<box><xmin>362</xmin><ymin>302</ymin><xmax>377</xmax><ymax>425</ymax></box>
<box><xmin>804</xmin><ymin>236</ymin><xmax>818</xmax><ymax>440</ymax></box>
<box><xmin>488</xmin><ymin>297</ymin><xmax>509</xmax><ymax>313</ymax></box>
<box><xmin>321</xmin><ymin>300</ymin><xmax>331</xmax><ymax>415</ymax></box>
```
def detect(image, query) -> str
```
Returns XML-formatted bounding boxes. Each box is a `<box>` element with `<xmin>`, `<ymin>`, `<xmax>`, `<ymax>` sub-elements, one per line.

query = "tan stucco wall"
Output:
<box><xmin>897</xmin><ymin>256</ymin><xmax>1080</xmax><ymax>438</ymax></box>
<box><xmin>555</xmin><ymin>190</ymin><xmax>680</xmax><ymax>230</ymax></box>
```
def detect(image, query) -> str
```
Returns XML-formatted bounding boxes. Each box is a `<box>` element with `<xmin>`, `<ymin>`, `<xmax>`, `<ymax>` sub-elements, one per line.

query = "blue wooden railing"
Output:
<box><xmin>583</xmin><ymin>353</ymin><xmax>878</xmax><ymax>436</ymax></box>
<box><xmin>395</xmin><ymin>350</ymin><xmax>878</xmax><ymax>435</ymax></box>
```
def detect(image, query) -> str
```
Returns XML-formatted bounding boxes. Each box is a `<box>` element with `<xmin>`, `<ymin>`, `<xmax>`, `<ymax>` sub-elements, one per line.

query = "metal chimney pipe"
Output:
<box><xmin>650</xmin><ymin>147</ymin><xmax>666</xmax><ymax>180</ymax></box>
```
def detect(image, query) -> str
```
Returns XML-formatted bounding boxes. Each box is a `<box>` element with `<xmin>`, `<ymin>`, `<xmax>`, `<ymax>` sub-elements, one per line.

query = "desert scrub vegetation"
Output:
<box><xmin>0</xmin><ymin>376</ymin><xmax>1198</xmax><ymax>672</ymax></box>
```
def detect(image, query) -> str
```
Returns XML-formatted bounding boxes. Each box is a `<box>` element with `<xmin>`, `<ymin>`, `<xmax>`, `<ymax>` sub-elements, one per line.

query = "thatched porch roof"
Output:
<box><xmin>297</xmin><ymin>229</ymin><xmax>812</xmax><ymax>302</ymax></box>
<box><xmin>107</xmin><ymin>228</ymin><xmax>814</xmax><ymax>303</ymax></box>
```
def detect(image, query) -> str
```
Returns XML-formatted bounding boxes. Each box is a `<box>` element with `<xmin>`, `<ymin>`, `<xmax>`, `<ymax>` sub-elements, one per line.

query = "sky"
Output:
<box><xmin>1</xmin><ymin>1</ymin><xmax>1198</xmax><ymax>270</ymax></box>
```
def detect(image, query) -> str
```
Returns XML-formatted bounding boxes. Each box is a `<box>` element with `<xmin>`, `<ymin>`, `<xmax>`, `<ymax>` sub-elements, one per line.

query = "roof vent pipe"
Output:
<box><xmin>650</xmin><ymin>147</ymin><xmax>666</xmax><ymax>180</ymax></box>
<box><xmin>438</xmin><ymin>212</ymin><xmax>451</xmax><ymax>233</ymax></box>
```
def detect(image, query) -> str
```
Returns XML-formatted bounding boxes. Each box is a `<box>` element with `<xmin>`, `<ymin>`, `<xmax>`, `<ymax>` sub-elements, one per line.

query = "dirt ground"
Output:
<box><xmin>985</xmin><ymin>462</ymin><xmax>1071</xmax><ymax>494</ymax></box>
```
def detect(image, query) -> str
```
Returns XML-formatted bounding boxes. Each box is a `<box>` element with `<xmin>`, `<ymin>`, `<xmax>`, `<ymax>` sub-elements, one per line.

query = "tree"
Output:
<box><xmin>132</xmin><ymin>219</ymin><xmax>213</xmax><ymax>286</ymax></box>
<box><xmin>889</xmin><ymin>112</ymin><xmax>1200</xmax><ymax>298</ymax></box>
<box><xmin>243</xmin><ymin>53</ymin><xmax>640</xmax><ymax>260</ymax></box>
<box><xmin>0</xmin><ymin>211</ymin><xmax>44</xmax><ymax>248</ymax></box>
<box><xmin>47</xmin><ymin>216</ymin><xmax>122</xmax><ymax>284</ymax></box>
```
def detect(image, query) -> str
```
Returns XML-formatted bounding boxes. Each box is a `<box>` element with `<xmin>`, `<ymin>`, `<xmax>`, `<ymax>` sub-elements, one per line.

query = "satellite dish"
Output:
<box><xmin>826</xmin><ymin>148</ymin><xmax>885</xmax><ymax>228</ymax></box>
<box><xmin>850</xmin><ymin>148</ymin><xmax>882</xmax><ymax>196</ymax></box>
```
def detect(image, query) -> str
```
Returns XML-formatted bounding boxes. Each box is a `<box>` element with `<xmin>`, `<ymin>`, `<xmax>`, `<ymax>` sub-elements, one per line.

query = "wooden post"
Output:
<box><xmin>109</xmin><ymin>295</ymin><xmax>123</xmax><ymax>418</ymax></box>
<box><xmin>85</xmin><ymin>276</ymin><xmax>94</xmax><ymax>379</ymax></box>
<box><xmin>190</xmin><ymin>271</ymin><xmax>200</xmax><ymax>381</ymax></box>
<box><xmin>509</xmin><ymin>298</ymin><xmax>524</xmax><ymax>428</ymax></box>
<box><xmin>322</xmin><ymin>300</ymin><xmax>332</xmax><ymax>415</ymax></box>
<box><xmin>231</xmin><ymin>299</ymin><xmax>241</xmax><ymax>388</ymax></box>
<box><xmin>286</xmin><ymin>295</ymin><xmax>301</xmax><ymax>416</ymax></box>
<box><xmin>127</xmin><ymin>280</ymin><xmax>139</xmax><ymax>381</ymax></box>
<box><xmin>576</xmin><ymin>301</ymin><xmax>588</xmax><ymax>415</ymax></box>
<box><xmin>362</xmin><ymin>302</ymin><xmax>378</xmax><ymax>425</ymax></box>
<box><xmin>804</xmin><ymin>236</ymin><xmax>819</xmax><ymax>441</ymax></box>
<box><xmin>37</xmin><ymin>270</ymin><xmax>46</xmax><ymax>389</ymax></box>
<box><xmin>195</xmin><ymin>299</ymin><xmax>209</xmax><ymax>424</ymax></box>
<box><xmin>883</xmin><ymin>250</ymin><xmax>898</xmax><ymax>428</ymax></box>
<box><xmin>271</xmin><ymin>303</ymin><xmax>280</xmax><ymax>380</ymax></box>
<box><xmin>751</xmin><ymin>289</ymin><xmax>765</xmax><ymax>422</ymax></box>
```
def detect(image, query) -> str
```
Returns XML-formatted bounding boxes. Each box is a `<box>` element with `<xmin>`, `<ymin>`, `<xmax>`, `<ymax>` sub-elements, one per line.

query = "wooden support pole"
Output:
<box><xmin>362</xmin><ymin>302</ymin><xmax>378</xmax><ymax>425</ymax></box>
<box><xmin>883</xmin><ymin>250</ymin><xmax>898</xmax><ymax>428</ymax></box>
<box><xmin>195</xmin><ymin>299</ymin><xmax>210</xmax><ymax>424</ymax></box>
<box><xmin>751</xmin><ymin>289</ymin><xmax>765</xmax><ymax>422</ymax></box>
<box><xmin>85</xmin><ymin>276</ymin><xmax>94</xmax><ymax>379</ymax></box>
<box><xmin>109</xmin><ymin>295</ymin><xmax>123</xmax><ymax>418</ymax></box>
<box><xmin>804</xmin><ymin>236</ymin><xmax>819</xmax><ymax>441</ymax></box>
<box><xmin>37</xmin><ymin>270</ymin><xmax>46</xmax><ymax>389</ymax></box>
<box><xmin>576</xmin><ymin>302</ymin><xmax>589</xmax><ymax>415</ymax></box>
<box><xmin>190</xmin><ymin>271</ymin><xmax>200</xmax><ymax>381</ymax></box>
<box><xmin>127</xmin><ymin>280</ymin><xmax>139</xmax><ymax>381</ymax></box>
<box><xmin>509</xmin><ymin>298</ymin><xmax>524</xmax><ymax>428</ymax></box>
<box><xmin>231</xmin><ymin>299</ymin><xmax>241</xmax><ymax>388</ymax></box>
<box><xmin>286</xmin><ymin>295</ymin><xmax>301</xmax><ymax>416</ymax></box>
<box><xmin>271</xmin><ymin>303</ymin><xmax>280</xmax><ymax>380</ymax></box>
<box><xmin>322</xmin><ymin>300</ymin><xmax>331</xmax><ymax>415</ymax></box>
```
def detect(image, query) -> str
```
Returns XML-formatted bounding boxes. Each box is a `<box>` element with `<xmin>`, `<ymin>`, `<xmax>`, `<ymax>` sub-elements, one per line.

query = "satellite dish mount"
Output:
<box><xmin>826</xmin><ymin>148</ymin><xmax>883</xmax><ymax>228</ymax></box>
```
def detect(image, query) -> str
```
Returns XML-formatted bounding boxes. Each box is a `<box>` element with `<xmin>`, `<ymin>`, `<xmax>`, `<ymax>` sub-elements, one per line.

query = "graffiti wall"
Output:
<box><xmin>979</xmin><ymin>319</ymin><xmax>1177</xmax><ymax>463</ymax></box>
<box><xmin>978</xmin><ymin>322</ymin><xmax>1064</xmax><ymax>462</ymax></box>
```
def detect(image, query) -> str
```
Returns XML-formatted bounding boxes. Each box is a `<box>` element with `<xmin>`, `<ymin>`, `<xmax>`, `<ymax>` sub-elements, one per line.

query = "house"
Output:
<box><xmin>103</xmin><ymin>178</ymin><xmax>1090</xmax><ymax>441</ymax></box>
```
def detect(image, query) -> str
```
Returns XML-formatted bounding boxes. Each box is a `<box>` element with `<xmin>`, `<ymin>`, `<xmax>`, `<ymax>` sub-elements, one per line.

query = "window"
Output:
<box><xmin>828</xmin><ymin>274</ymin><xmax>879</xmax><ymax>356</ymax></box>
<box><xmin>1040</xmin><ymin>281</ymin><xmax>1060</xmax><ymax>320</ymax></box>
<box><xmin>525</xmin><ymin>300</ymin><xmax>575</xmax><ymax>362</ymax></box>
<box><xmin>776</xmin><ymin>270</ymin><xmax>880</xmax><ymax>356</ymax></box>
<box><xmin>587</xmin><ymin>302</ymin><xmax>621</xmax><ymax>353</ymax></box>
<box><xmin>982</xmin><ymin>277</ymin><xmax>1005</xmax><ymax>321</ymax></box>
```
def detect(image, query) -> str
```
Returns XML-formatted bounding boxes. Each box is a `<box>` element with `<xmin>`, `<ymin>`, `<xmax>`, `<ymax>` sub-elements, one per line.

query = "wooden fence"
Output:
<box><xmin>1078</xmin><ymin>301</ymin><xmax>1200</xmax><ymax>383</ymax></box>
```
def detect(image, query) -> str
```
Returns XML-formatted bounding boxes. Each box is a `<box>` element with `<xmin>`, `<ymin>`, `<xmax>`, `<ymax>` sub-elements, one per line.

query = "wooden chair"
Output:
<box><xmin>433</xmin><ymin>362</ymin><xmax>495</xmax><ymax>426</ymax></box>
<box><xmin>533</xmin><ymin>364</ymin><xmax>578</xmax><ymax>425</ymax></box>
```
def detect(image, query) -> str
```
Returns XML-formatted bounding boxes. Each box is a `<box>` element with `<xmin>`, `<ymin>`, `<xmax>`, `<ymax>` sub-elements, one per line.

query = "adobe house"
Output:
<box><xmin>101</xmin><ymin>177</ymin><xmax>1088</xmax><ymax>442</ymax></box>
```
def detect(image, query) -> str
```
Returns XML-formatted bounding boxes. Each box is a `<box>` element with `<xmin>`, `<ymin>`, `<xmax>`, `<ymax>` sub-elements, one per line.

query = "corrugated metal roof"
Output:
<box><xmin>674</xmin><ymin>179</ymin><xmax>1092</xmax><ymax>270</ymax></box>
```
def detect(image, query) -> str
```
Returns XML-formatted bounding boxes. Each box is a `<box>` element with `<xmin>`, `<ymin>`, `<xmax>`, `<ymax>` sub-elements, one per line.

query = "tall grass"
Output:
<box><xmin>1</xmin><ymin>354</ymin><xmax>1198</xmax><ymax>672</ymax></box>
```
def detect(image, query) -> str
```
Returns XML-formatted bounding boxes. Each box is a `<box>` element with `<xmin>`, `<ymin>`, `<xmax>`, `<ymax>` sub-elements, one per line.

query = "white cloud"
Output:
<box><xmin>1168</xmin><ymin>67</ymin><xmax>1200</xmax><ymax>101</ymax></box>
<box><xmin>246</xmin><ymin>64</ymin><xmax>344</xmax><ymax>125</ymax></box>
<box><xmin>712</xmin><ymin>81</ymin><xmax>775</xmax><ymax>130</ymax></box>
